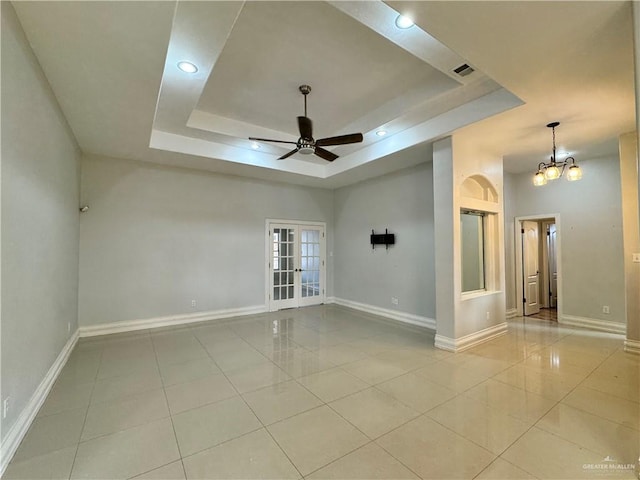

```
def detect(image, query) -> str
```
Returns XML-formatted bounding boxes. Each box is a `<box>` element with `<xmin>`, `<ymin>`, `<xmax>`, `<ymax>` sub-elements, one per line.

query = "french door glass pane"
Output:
<box><xmin>301</xmin><ymin>228</ymin><xmax>321</xmax><ymax>298</ymax></box>
<box><xmin>273</xmin><ymin>227</ymin><xmax>295</xmax><ymax>300</ymax></box>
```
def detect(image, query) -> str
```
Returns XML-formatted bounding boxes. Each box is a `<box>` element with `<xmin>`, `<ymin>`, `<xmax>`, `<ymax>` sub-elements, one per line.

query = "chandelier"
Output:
<box><xmin>533</xmin><ymin>122</ymin><xmax>582</xmax><ymax>186</ymax></box>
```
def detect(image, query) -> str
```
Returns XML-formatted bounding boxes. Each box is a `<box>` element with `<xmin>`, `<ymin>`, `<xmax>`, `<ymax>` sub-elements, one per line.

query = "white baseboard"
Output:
<box><xmin>624</xmin><ymin>339</ymin><xmax>640</xmax><ymax>354</ymax></box>
<box><xmin>506</xmin><ymin>308</ymin><xmax>519</xmax><ymax>319</ymax></box>
<box><xmin>434</xmin><ymin>322</ymin><xmax>508</xmax><ymax>352</ymax></box>
<box><xmin>327</xmin><ymin>297</ymin><xmax>436</xmax><ymax>331</ymax></box>
<box><xmin>79</xmin><ymin>305</ymin><xmax>268</xmax><ymax>338</ymax></box>
<box><xmin>559</xmin><ymin>315</ymin><xmax>626</xmax><ymax>335</ymax></box>
<box><xmin>0</xmin><ymin>330</ymin><xmax>79</xmax><ymax>477</ymax></box>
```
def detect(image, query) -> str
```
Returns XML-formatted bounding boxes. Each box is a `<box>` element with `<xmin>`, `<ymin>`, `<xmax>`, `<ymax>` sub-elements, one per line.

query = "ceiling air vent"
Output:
<box><xmin>453</xmin><ymin>63</ymin><xmax>475</xmax><ymax>77</ymax></box>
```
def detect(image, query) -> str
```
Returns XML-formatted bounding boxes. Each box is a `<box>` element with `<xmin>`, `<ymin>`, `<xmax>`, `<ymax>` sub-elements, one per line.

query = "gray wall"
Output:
<box><xmin>504</xmin><ymin>155</ymin><xmax>626</xmax><ymax>324</ymax></box>
<box><xmin>78</xmin><ymin>155</ymin><xmax>334</xmax><ymax>326</ymax></box>
<box><xmin>1</xmin><ymin>2</ymin><xmax>81</xmax><ymax>441</ymax></box>
<box><xmin>333</xmin><ymin>160</ymin><xmax>436</xmax><ymax>320</ymax></box>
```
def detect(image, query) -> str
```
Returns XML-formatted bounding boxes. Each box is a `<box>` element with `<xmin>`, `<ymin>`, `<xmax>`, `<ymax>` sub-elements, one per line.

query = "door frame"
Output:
<box><xmin>521</xmin><ymin>220</ymin><xmax>541</xmax><ymax>316</ymax></box>
<box><xmin>515</xmin><ymin>214</ymin><xmax>563</xmax><ymax>319</ymax></box>
<box><xmin>540</xmin><ymin>220</ymin><xmax>556</xmax><ymax>309</ymax></box>
<box><xmin>265</xmin><ymin>219</ymin><xmax>327</xmax><ymax>311</ymax></box>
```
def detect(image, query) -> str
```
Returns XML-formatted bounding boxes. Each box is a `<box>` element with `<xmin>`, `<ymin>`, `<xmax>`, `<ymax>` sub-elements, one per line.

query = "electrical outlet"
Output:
<box><xmin>602</xmin><ymin>305</ymin><xmax>610</xmax><ymax>314</ymax></box>
<box><xmin>3</xmin><ymin>397</ymin><xmax>10</xmax><ymax>419</ymax></box>
<box><xmin>191</xmin><ymin>300</ymin><xmax>197</xmax><ymax>308</ymax></box>
<box><xmin>486</xmin><ymin>311</ymin><xmax>491</xmax><ymax>320</ymax></box>
<box><xmin>633</xmin><ymin>253</ymin><xmax>640</xmax><ymax>263</ymax></box>
<box><xmin>67</xmin><ymin>322</ymin><xmax>71</xmax><ymax>333</ymax></box>
<box><xmin>391</xmin><ymin>297</ymin><xmax>399</xmax><ymax>305</ymax></box>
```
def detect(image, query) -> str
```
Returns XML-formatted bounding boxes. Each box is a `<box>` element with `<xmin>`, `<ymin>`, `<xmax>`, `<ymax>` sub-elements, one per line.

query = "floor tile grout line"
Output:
<box><xmin>471</xmin><ymin>455</ymin><xmax>540</xmax><ymax>480</ymax></box>
<box><xmin>367</xmin><ymin>420</ymin><xmax>440</xmax><ymax>480</ymax></box>
<box><xmin>353</xmin><ymin>320</ymin><xmax>591</xmax><ymax>478</ymax></box>
<box><xmin>536</xmin><ymin>347</ymin><xmax>640</xmax><ymax>433</ymax></box>
<box><xmin>201</xmin><ymin>313</ymin><xmax>418</xmax><ymax>477</ymax></box>
<box><xmin>149</xmin><ymin>332</ymin><xmax>188</xmax><ymax>479</ymax></box>
<box><xmin>12</xmin><ymin>308</ymin><xmax>635</xmax><ymax>479</ymax></box>
<box><xmin>469</xmin><ymin>329</ymin><xmax>626</xmax><ymax>477</ymax></box>
<box><xmin>67</xmin><ymin>338</ymin><xmax>105</xmax><ymax>479</ymax></box>
<box><xmin>303</xmin><ymin>379</ymin><xmax>427</xmax><ymax>478</ymax></box>
<box><xmin>176</xmin><ymin>425</ymin><xmax>265</xmax><ymax>463</ymax></box>
<box><xmin>192</xmin><ymin>327</ymin><xmax>306</xmax><ymax>479</ymax></box>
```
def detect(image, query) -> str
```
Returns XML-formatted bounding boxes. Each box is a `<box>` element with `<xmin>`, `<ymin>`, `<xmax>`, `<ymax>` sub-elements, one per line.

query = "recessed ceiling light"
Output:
<box><xmin>177</xmin><ymin>61</ymin><xmax>198</xmax><ymax>73</ymax></box>
<box><xmin>376</xmin><ymin>130</ymin><xmax>387</xmax><ymax>137</ymax></box>
<box><xmin>395</xmin><ymin>14</ymin><xmax>414</xmax><ymax>29</ymax></box>
<box><xmin>251</xmin><ymin>142</ymin><xmax>260</xmax><ymax>150</ymax></box>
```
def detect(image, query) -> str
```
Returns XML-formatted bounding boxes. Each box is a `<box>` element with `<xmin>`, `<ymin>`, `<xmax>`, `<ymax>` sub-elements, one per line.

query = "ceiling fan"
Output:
<box><xmin>249</xmin><ymin>85</ymin><xmax>363</xmax><ymax>162</ymax></box>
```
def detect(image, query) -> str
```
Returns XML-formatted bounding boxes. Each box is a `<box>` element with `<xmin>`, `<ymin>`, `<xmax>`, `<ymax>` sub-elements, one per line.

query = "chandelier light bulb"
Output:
<box><xmin>567</xmin><ymin>164</ymin><xmax>582</xmax><ymax>181</ymax></box>
<box><xmin>545</xmin><ymin>164</ymin><xmax>561</xmax><ymax>180</ymax></box>
<box><xmin>533</xmin><ymin>170</ymin><xmax>548</xmax><ymax>186</ymax></box>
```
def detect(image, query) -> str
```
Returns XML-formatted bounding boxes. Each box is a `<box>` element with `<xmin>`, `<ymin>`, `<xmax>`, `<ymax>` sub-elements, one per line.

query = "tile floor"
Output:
<box><xmin>4</xmin><ymin>305</ymin><xmax>639</xmax><ymax>479</ymax></box>
<box><xmin>528</xmin><ymin>308</ymin><xmax>558</xmax><ymax>322</ymax></box>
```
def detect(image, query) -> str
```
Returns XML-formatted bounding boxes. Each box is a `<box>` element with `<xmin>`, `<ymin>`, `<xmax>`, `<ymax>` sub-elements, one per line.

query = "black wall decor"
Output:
<box><xmin>371</xmin><ymin>229</ymin><xmax>395</xmax><ymax>249</ymax></box>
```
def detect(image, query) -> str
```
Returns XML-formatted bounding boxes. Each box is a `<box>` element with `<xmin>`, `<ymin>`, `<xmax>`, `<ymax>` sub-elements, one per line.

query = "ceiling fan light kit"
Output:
<box><xmin>532</xmin><ymin>121</ymin><xmax>582</xmax><ymax>186</ymax></box>
<box><xmin>249</xmin><ymin>85</ymin><xmax>363</xmax><ymax>162</ymax></box>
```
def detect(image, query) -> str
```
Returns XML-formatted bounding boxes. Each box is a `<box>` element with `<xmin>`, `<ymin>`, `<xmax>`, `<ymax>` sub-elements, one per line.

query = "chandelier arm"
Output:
<box><xmin>559</xmin><ymin>163</ymin><xmax>567</xmax><ymax>177</ymax></box>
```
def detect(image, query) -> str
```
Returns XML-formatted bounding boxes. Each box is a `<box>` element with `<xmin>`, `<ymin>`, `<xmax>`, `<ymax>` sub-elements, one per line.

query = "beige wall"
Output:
<box><xmin>504</xmin><ymin>155</ymin><xmax>625</xmax><ymax>326</ymax></box>
<box><xmin>333</xmin><ymin>160</ymin><xmax>436</xmax><ymax>319</ymax></box>
<box><xmin>78</xmin><ymin>155</ymin><xmax>334</xmax><ymax>326</ymax></box>
<box><xmin>619</xmin><ymin>133</ymin><xmax>639</xmax><ymax>344</ymax></box>
<box><xmin>1</xmin><ymin>2</ymin><xmax>81</xmax><ymax>443</ymax></box>
<box><xmin>627</xmin><ymin>1</ymin><xmax>640</xmax><ymax>345</ymax></box>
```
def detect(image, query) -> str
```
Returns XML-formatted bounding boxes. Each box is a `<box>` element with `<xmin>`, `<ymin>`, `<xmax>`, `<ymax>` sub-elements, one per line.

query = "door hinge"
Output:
<box><xmin>521</xmin><ymin>228</ymin><xmax>525</xmax><ymax>234</ymax></box>
<box><xmin>523</xmin><ymin>297</ymin><xmax>526</xmax><ymax>303</ymax></box>
<box><xmin>322</xmin><ymin>260</ymin><xmax>325</xmax><ymax>266</ymax></box>
<box><xmin>322</xmin><ymin>232</ymin><xmax>325</xmax><ymax>238</ymax></box>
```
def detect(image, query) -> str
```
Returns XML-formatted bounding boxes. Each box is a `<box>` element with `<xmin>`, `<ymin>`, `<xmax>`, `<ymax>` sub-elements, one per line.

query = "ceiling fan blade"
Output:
<box><xmin>315</xmin><ymin>133</ymin><xmax>363</xmax><ymax>147</ymax></box>
<box><xmin>298</xmin><ymin>116</ymin><xmax>313</xmax><ymax>140</ymax></box>
<box><xmin>249</xmin><ymin>137</ymin><xmax>298</xmax><ymax>145</ymax></box>
<box><xmin>314</xmin><ymin>147</ymin><xmax>338</xmax><ymax>162</ymax></box>
<box><xmin>278</xmin><ymin>148</ymin><xmax>299</xmax><ymax>160</ymax></box>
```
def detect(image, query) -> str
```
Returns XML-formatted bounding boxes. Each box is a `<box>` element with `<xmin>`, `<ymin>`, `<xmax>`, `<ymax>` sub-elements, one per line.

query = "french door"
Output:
<box><xmin>268</xmin><ymin>222</ymin><xmax>325</xmax><ymax>311</ymax></box>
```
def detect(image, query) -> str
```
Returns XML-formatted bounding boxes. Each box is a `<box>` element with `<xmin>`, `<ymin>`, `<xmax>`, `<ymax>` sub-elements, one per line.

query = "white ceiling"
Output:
<box><xmin>12</xmin><ymin>1</ymin><xmax>636</xmax><ymax>188</ymax></box>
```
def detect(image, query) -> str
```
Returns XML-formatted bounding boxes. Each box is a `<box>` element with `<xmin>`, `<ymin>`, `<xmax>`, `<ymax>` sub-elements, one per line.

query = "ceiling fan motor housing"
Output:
<box><xmin>298</xmin><ymin>144</ymin><xmax>314</xmax><ymax>155</ymax></box>
<box><xmin>248</xmin><ymin>84</ymin><xmax>363</xmax><ymax>161</ymax></box>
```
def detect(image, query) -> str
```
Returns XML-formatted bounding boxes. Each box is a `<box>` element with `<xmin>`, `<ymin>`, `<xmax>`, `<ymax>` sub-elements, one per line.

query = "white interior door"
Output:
<box><xmin>548</xmin><ymin>223</ymin><xmax>558</xmax><ymax>308</ymax></box>
<box><xmin>522</xmin><ymin>221</ymin><xmax>541</xmax><ymax>316</ymax></box>
<box><xmin>269</xmin><ymin>222</ymin><xmax>325</xmax><ymax>311</ymax></box>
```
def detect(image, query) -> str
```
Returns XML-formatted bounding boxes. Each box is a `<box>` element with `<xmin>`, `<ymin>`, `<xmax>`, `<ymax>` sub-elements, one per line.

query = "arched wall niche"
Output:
<box><xmin>460</xmin><ymin>175</ymin><xmax>498</xmax><ymax>203</ymax></box>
